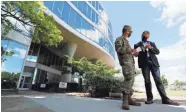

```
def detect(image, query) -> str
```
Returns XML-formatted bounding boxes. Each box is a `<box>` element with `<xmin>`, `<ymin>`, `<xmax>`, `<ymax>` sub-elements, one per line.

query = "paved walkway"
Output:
<box><xmin>2</xmin><ymin>91</ymin><xmax>186</xmax><ymax>112</ymax></box>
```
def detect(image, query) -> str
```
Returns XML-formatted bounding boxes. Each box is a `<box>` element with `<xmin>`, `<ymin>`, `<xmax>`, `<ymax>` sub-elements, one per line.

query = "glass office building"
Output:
<box><xmin>2</xmin><ymin>1</ymin><xmax>115</xmax><ymax>90</ymax></box>
<box><xmin>1</xmin><ymin>19</ymin><xmax>32</xmax><ymax>90</ymax></box>
<box><xmin>44</xmin><ymin>1</ymin><xmax>115</xmax><ymax>59</ymax></box>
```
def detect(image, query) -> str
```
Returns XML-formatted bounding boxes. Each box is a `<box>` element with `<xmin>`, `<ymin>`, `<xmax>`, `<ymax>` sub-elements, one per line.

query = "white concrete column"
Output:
<box><xmin>60</xmin><ymin>43</ymin><xmax>77</xmax><ymax>82</ymax></box>
<box><xmin>62</xmin><ymin>43</ymin><xmax>77</xmax><ymax>58</ymax></box>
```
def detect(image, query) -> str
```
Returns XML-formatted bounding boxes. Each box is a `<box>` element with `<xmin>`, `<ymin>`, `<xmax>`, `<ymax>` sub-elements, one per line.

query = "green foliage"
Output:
<box><xmin>1</xmin><ymin>71</ymin><xmax>20</xmax><ymax>82</ymax></box>
<box><xmin>1</xmin><ymin>1</ymin><xmax>62</xmax><ymax>46</ymax></box>
<box><xmin>174</xmin><ymin>80</ymin><xmax>186</xmax><ymax>86</ymax></box>
<box><xmin>161</xmin><ymin>75</ymin><xmax>168</xmax><ymax>86</ymax></box>
<box><xmin>67</xmin><ymin>56</ymin><xmax>120</xmax><ymax>77</ymax></box>
<box><xmin>1</xmin><ymin>46</ymin><xmax>14</xmax><ymax>62</ymax></box>
<box><xmin>87</xmin><ymin>75</ymin><xmax>123</xmax><ymax>97</ymax></box>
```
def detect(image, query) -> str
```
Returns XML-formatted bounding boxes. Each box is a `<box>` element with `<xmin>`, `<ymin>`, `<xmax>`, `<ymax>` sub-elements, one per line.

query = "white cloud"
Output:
<box><xmin>150</xmin><ymin>1</ymin><xmax>186</xmax><ymax>28</ymax></box>
<box><xmin>150</xmin><ymin>1</ymin><xmax>163</xmax><ymax>8</ymax></box>
<box><xmin>13</xmin><ymin>48</ymin><xmax>27</xmax><ymax>59</ymax></box>
<box><xmin>180</xmin><ymin>22</ymin><xmax>186</xmax><ymax>37</ymax></box>
<box><xmin>158</xmin><ymin>38</ymin><xmax>186</xmax><ymax>60</ymax></box>
<box><xmin>150</xmin><ymin>1</ymin><xmax>186</xmax><ymax>83</ymax></box>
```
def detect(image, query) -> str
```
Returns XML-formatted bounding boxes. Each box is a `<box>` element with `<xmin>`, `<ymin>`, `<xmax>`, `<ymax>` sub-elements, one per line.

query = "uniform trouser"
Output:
<box><xmin>122</xmin><ymin>63</ymin><xmax>135</xmax><ymax>95</ymax></box>
<box><xmin>141</xmin><ymin>58</ymin><xmax>169</xmax><ymax>101</ymax></box>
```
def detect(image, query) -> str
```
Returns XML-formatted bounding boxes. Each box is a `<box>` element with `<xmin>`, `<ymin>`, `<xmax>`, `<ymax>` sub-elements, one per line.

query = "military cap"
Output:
<box><xmin>123</xmin><ymin>25</ymin><xmax>132</xmax><ymax>31</ymax></box>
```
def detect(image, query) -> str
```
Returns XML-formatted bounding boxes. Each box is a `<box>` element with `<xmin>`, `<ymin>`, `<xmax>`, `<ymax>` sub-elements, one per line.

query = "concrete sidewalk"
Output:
<box><xmin>2</xmin><ymin>91</ymin><xmax>186</xmax><ymax>112</ymax></box>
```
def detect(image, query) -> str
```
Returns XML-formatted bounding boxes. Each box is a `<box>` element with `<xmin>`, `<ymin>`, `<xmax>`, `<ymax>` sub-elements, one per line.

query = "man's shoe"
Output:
<box><xmin>145</xmin><ymin>100</ymin><xmax>153</xmax><ymax>104</ymax></box>
<box><xmin>128</xmin><ymin>95</ymin><xmax>141</xmax><ymax>106</ymax></box>
<box><xmin>162</xmin><ymin>99</ymin><xmax>180</xmax><ymax>106</ymax></box>
<box><xmin>122</xmin><ymin>94</ymin><xmax>130</xmax><ymax>110</ymax></box>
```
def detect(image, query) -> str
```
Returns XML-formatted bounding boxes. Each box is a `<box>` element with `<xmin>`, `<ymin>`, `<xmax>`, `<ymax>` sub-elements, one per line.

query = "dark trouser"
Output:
<box><xmin>141</xmin><ymin>58</ymin><xmax>169</xmax><ymax>101</ymax></box>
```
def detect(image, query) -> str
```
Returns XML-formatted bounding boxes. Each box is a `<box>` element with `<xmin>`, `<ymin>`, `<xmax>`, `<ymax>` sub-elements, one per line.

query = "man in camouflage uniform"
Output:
<box><xmin>115</xmin><ymin>25</ymin><xmax>141</xmax><ymax>110</ymax></box>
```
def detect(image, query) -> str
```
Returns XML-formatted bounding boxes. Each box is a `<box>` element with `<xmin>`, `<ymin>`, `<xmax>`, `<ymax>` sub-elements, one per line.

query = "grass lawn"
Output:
<box><xmin>166</xmin><ymin>90</ymin><xmax>186</xmax><ymax>96</ymax></box>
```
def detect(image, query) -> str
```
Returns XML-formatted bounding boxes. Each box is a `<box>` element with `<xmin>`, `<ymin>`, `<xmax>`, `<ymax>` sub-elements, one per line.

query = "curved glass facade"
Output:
<box><xmin>44</xmin><ymin>1</ymin><xmax>115</xmax><ymax>59</ymax></box>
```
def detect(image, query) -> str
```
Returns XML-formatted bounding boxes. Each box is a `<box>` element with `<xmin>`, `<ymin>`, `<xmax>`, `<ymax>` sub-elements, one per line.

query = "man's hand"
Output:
<box><xmin>133</xmin><ymin>52</ymin><xmax>139</xmax><ymax>57</ymax></box>
<box><xmin>131</xmin><ymin>49</ymin><xmax>139</xmax><ymax>57</ymax></box>
<box><xmin>131</xmin><ymin>49</ymin><xmax>137</xmax><ymax>54</ymax></box>
<box><xmin>145</xmin><ymin>42</ymin><xmax>152</xmax><ymax>49</ymax></box>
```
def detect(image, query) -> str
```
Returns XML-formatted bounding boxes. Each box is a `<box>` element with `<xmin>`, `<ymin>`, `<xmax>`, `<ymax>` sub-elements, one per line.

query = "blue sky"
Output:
<box><xmin>102</xmin><ymin>1</ymin><xmax>186</xmax><ymax>83</ymax></box>
<box><xmin>102</xmin><ymin>1</ymin><xmax>179</xmax><ymax>48</ymax></box>
<box><xmin>1</xmin><ymin>40</ymin><xmax>27</xmax><ymax>73</ymax></box>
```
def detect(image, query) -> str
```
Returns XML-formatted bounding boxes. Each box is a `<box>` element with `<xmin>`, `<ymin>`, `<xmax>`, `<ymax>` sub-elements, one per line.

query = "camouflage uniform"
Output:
<box><xmin>115</xmin><ymin>32</ymin><xmax>135</xmax><ymax>95</ymax></box>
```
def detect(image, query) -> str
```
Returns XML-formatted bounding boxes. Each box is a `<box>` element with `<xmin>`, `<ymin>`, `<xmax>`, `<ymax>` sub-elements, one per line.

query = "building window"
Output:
<box><xmin>91</xmin><ymin>10</ymin><xmax>96</xmax><ymax>23</ymax></box>
<box><xmin>69</xmin><ymin>8</ymin><xmax>77</xmax><ymax>29</ymax></box>
<box><xmin>92</xmin><ymin>1</ymin><xmax>96</xmax><ymax>8</ymax></box>
<box><xmin>75</xmin><ymin>14</ymin><xmax>82</xmax><ymax>32</ymax></box>
<box><xmin>98</xmin><ymin>3</ymin><xmax>103</xmax><ymax>13</ymax></box>
<box><xmin>77</xmin><ymin>1</ymin><xmax>83</xmax><ymax>13</ymax></box>
<box><xmin>96</xmin><ymin>1</ymin><xmax>99</xmax><ymax>11</ymax></box>
<box><xmin>82</xmin><ymin>2</ymin><xmax>87</xmax><ymax>15</ymax></box>
<box><xmin>71</xmin><ymin>1</ymin><xmax>78</xmax><ymax>7</ymax></box>
<box><xmin>44</xmin><ymin>1</ymin><xmax>54</xmax><ymax>11</ymax></box>
<box><xmin>1</xmin><ymin>38</ymin><xmax>28</xmax><ymax>88</ymax></box>
<box><xmin>52</xmin><ymin>1</ymin><xmax>64</xmax><ymax>18</ymax></box>
<box><xmin>62</xmin><ymin>2</ymin><xmax>71</xmax><ymax>24</ymax></box>
<box><xmin>95</xmin><ymin>13</ymin><xmax>99</xmax><ymax>24</ymax></box>
<box><xmin>80</xmin><ymin>18</ymin><xmax>86</xmax><ymax>35</ymax></box>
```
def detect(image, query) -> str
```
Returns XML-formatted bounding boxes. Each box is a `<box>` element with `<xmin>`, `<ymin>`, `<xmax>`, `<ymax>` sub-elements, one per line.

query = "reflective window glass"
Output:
<box><xmin>85</xmin><ymin>22</ymin><xmax>91</xmax><ymax>39</ymax></box>
<box><xmin>1</xmin><ymin>39</ymin><xmax>9</xmax><ymax>57</ymax></box>
<box><xmin>85</xmin><ymin>23</ymin><xmax>94</xmax><ymax>41</ymax></box>
<box><xmin>44</xmin><ymin>1</ymin><xmax>54</xmax><ymax>11</ymax></box>
<box><xmin>96</xmin><ymin>1</ymin><xmax>99</xmax><ymax>10</ymax></box>
<box><xmin>77</xmin><ymin>1</ymin><xmax>83</xmax><ymax>12</ymax></box>
<box><xmin>93</xmin><ymin>27</ymin><xmax>100</xmax><ymax>43</ymax></box>
<box><xmin>1</xmin><ymin>39</ymin><xmax>28</xmax><ymax>88</ymax></box>
<box><xmin>82</xmin><ymin>2</ymin><xmax>87</xmax><ymax>15</ymax></box>
<box><xmin>75</xmin><ymin>14</ymin><xmax>82</xmax><ymax>32</ymax></box>
<box><xmin>87</xmin><ymin>6</ymin><xmax>92</xmax><ymax>20</ymax></box>
<box><xmin>27</xmin><ymin>43</ymin><xmax>40</xmax><ymax>62</ymax></box>
<box><xmin>69</xmin><ymin>8</ymin><xmax>77</xmax><ymax>29</ymax></box>
<box><xmin>62</xmin><ymin>2</ymin><xmax>71</xmax><ymax>24</ymax></box>
<box><xmin>95</xmin><ymin>13</ymin><xmax>99</xmax><ymax>24</ymax></box>
<box><xmin>92</xmin><ymin>1</ymin><xmax>96</xmax><ymax>8</ymax></box>
<box><xmin>98</xmin><ymin>33</ymin><xmax>104</xmax><ymax>47</ymax></box>
<box><xmin>98</xmin><ymin>3</ymin><xmax>103</xmax><ymax>13</ymax></box>
<box><xmin>52</xmin><ymin>1</ymin><xmax>63</xmax><ymax>18</ymax></box>
<box><xmin>80</xmin><ymin>18</ymin><xmax>86</xmax><ymax>35</ymax></box>
<box><xmin>71</xmin><ymin>1</ymin><xmax>78</xmax><ymax>7</ymax></box>
<box><xmin>92</xmin><ymin>10</ymin><xmax>96</xmax><ymax>23</ymax></box>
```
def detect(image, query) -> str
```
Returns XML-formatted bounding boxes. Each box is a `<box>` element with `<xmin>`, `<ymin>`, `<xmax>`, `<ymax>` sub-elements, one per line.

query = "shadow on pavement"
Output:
<box><xmin>134</xmin><ymin>98</ymin><xmax>186</xmax><ymax>106</ymax></box>
<box><xmin>2</xmin><ymin>94</ymin><xmax>186</xmax><ymax>112</ymax></box>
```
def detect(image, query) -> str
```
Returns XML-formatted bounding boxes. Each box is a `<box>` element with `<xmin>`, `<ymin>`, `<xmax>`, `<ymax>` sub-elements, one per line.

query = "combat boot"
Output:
<box><xmin>128</xmin><ymin>95</ymin><xmax>141</xmax><ymax>106</ymax></box>
<box><xmin>122</xmin><ymin>94</ymin><xmax>130</xmax><ymax>110</ymax></box>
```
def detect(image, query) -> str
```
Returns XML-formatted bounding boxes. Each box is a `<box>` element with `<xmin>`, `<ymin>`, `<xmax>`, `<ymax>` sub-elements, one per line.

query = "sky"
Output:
<box><xmin>102</xmin><ymin>1</ymin><xmax>186</xmax><ymax>84</ymax></box>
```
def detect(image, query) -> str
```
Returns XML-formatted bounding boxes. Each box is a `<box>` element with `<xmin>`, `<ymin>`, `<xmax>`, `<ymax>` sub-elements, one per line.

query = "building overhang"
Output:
<box><xmin>45</xmin><ymin>9</ymin><xmax>115</xmax><ymax>68</ymax></box>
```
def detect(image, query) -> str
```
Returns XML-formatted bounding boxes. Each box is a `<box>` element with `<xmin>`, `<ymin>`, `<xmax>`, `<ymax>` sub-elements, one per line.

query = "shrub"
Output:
<box><xmin>86</xmin><ymin>75</ymin><xmax>123</xmax><ymax>97</ymax></box>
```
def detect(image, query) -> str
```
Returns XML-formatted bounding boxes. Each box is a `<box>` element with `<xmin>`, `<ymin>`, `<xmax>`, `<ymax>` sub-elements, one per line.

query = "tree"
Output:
<box><xmin>1</xmin><ymin>1</ymin><xmax>62</xmax><ymax>47</ymax></box>
<box><xmin>67</xmin><ymin>56</ymin><xmax>120</xmax><ymax>78</ymax></box>
<box><xmin>161</xmin><ymin>75</ymin><xmax>168</xmax><ymax>86</ymax></box>
<box><xmin>1</xmin><ymin>71</ymin><xmax>20</xmax><ymax>82</ymax></box>
<box><xmin>174</xmin><ymin>80</ymin><xmax>186</xmax><ymax>87</ymax></box>
<box><xmin>1</xmin><ymin>46</ymin><xmax>14</xmax><ymax>63</ymax></box>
